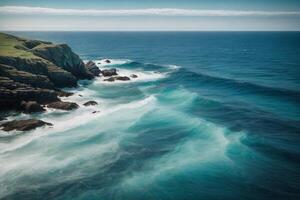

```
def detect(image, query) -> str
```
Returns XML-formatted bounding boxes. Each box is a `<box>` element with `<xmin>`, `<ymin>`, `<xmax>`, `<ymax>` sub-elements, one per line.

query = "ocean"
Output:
<box><xmin>0</xmin><ymin>32</ymin><xmax>300</xmax><ymax>200</ymax></box>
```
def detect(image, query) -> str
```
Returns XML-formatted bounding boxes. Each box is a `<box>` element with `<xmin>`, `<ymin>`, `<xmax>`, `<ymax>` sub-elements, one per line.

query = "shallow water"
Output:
<box><xmin>1</xmin><ymin>32</ymin><xmax>300</xmax><ymax>200</ymax></box>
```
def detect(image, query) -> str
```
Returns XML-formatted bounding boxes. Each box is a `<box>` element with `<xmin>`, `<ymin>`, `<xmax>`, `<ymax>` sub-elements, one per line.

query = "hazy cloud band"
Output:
<box><xmin>0</xmin><ymin>6</ymin><xmax>300</xmax><ymax>17</ymax></box>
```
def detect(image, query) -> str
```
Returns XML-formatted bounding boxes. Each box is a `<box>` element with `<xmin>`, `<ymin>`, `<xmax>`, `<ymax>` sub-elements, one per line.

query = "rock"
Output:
<box><xmin>103</xmin><ymin>76</ymin><xmax>130</xmax><ymax>82</ymax></box>
<box><xmin>0</xmin><ymin>76</ymin><xmax>59</xmax><ymax>111</ymax></box>
<box><xmin>47</xmin><ymin>101</ymin><xmax>79</xmax><ymax>110</ymax></box>
<box><xmin>0</xmin><ymin>32</ymin><xmax>95</xmax><ymax>89</ymax></box>
<box><xmin>31</xmin><ymin>43</ymin><xmax>93</xmax><ymax>80</ymax></box>
<box><xmin>0</xmin><ymin>52</ymin><xmax>78</xmax><ymax>88</ymax></box>
<box><xmin>0</xmin><ymin>119</ymin><xmax>52</xmax><ymax>132</ymax></box>
<box><xmin>56</xmin><ymin>90</ymin><xmax>73</xmax><ymax>97</ymax></box>
<box><xmin>21</xmin><ymin>101</ymin><xmax>45</xmax><ymax>113</ymax></box>
<box><xmin>79</xmin><ymin>94</ymin><xmax>83</xmax><ymax>97</ymax></box>
<box><xmin>101</xmin><ymin>68</ymin><xmax>118</xmax><ymax>77</ymax></box>
<box><xmin>105</xmin><ymin>59</ymin><xmax>111</xmax><ymax>63</ymax></box>
<box><xmin>0</xmin><ymin>64</ymin><xmax>54</xmax><ymax>89</ymax></box>
<box><xmin>130</xmin><ymin>74</ymin><xmax>138</xmax><ymax>78</ymax></box>
<box><xmin>103</xmin><ymin>77</ymin><xmax>115</xmax><ymax>82</ymax></box>
<box><xmin>85</xmin><ymin>61</ymin><xmax>101</xmax><ymax>76</ymax></box>
<box><xmin>116</xmin><ymin>76</ymin><xmax>130</xmax><ymax>81</ymax></box>
<box><xmin>0</xmin><ymin>117</ymin><xmax>6</xmax><ymax>121</ymax></box>
<box><xmin>0</xmin><ymin>32</ymin><xmax>96</xmax><ymax>113</ymax></box>
<box><xmin>83</xmin><ymin>101</ymin><xmax>98</xmax><ymax>106</ymax></box>
<box><xmin>92</xmin><ymin>111</ymin><xmax>100</xmax><ymax>114</ymax></box>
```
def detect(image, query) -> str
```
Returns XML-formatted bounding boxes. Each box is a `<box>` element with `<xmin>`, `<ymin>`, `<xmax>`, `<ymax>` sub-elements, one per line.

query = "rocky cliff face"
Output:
<box><xmin>0</xmin><ymin>56</ymin><xmax>77</xmax><ymax>87</ymax></box>
<box><xmin>32</xmin><ymin>44</ymin><xmax>93</xmax><ymax>80</ymax></box>
<box><xmin>0</xmin><ymin>32</ymin><xmax>95</xmax><ymax>112</ymax></box>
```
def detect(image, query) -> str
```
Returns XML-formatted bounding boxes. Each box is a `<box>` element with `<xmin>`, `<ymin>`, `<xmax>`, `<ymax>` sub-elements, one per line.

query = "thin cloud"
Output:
<box><xmin>0</xmin><ymin>6</ymin><xmax>299</xmax><ymax>17</ymax></box>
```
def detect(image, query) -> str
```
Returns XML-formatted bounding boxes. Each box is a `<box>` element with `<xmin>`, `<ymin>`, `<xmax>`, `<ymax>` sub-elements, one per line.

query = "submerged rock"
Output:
<box><xmin>0</xmin><ymin>119</ymin><xmax>52</xmax><ymax>132</ymax></box>
<box><xmin>92</xmin><ymin>110</ymin><xmax>100</xmax><ymax>114</ymax></box>
<box><xmin>47</xmin><ymin>101</ymin><xmax>79</xmax><ymax>110</ymax></box>
<box><xmin>101</xmin><ymin>68</ymin><xmax>118</xmax><ymax>77</ymax></box>
<box><xmin>83</xmin><ymin>101</ymin><xmax>98</xmax><ymax>106</ymax></box>
<box><xmin>21</xmin><ymin>101</ymin><xmax>45</xmax><ymax>113</ymax></box>
<box><xmin>103</xmin><ymin>76</ymin><xmax>130</xmax><ymax>82</ymax></box>
<box><xmin>130</xmin><ymin>74</ymin><xmax>138</xmax><ymax>78</ymax></box>
<box><xmin>105</xmin><ymin>59</ymin><xmax>111</xmax><ymax>63</ymax></box>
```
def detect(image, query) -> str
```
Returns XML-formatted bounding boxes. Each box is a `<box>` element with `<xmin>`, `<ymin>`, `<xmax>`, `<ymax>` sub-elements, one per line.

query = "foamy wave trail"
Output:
<box><xmin>94</xmin><ymin>59</ymin><xmax>132</xmax><ymax>67</ymax></box>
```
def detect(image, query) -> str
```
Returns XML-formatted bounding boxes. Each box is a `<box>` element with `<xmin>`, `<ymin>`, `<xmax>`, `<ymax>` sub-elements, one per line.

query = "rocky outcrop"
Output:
<box><xmin>102</xmin><ymin>68</ymin><xmax>118</xmax><ymax>77</ymax></box>
<box><xmin>0</xmin><ymin>76</ymin><xmax>59</xmax><ymax>111</ymax></box>
<box><xmin>83</xmin><ymin>100</ymin><xmax>98</xmax><ymax>106</ymax></box>
<box><xmin>0</xmin><ymin>63</ymin><xmax>54</xmax><ymax>89</ymax></box>
<box><xmin>0</xmin><ymin>32</ymin><xmax>97</xmax><ymax>89</ymax></box>
<box><xmin>0</xmin><ymin>119</ymin><xmax>52</xmax><ymax>131</ymax></box>
<box><xmin>130</xmin><ymin>74</ymin><xmax>138</xmax><ymax>78</ymax></box>
<box><xmin>0</xmin><ymin>32</ymin><xmax>100</xmax><ymax>114</ymax></box>
<box><xmin>0</xmin><ymin>56</ymin><xmax>78</xmax><ymax>88</ymax></box>
<box><xmin>85</xmin><ymin>61</ymin><xmax>101</xmax><ymax>76</ymax></box>
<box><xmin>20</xmin><ymin>101</ymin><xmax>45</xmax><ymax>113</ymax></box>
<box><xmin>104</xmin><ymin>76</ymin><xmax>130</xmax><ymax>82</ymax></box>
<box><xmin>47</xmin><ymin>101</ymin><xmax>79</xmax><ymax>110</ymax></box>
<box><xmin>31</xmin><ymin>44</ymin><xmax>93</xmax><ymax>80</ymax></box>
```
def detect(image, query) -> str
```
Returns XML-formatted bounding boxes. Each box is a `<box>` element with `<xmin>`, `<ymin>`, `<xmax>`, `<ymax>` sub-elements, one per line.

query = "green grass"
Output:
<box><xmin>0</xmin><ymin>32</ymin><xmax>39</xmax><ymax>58</ymax></box>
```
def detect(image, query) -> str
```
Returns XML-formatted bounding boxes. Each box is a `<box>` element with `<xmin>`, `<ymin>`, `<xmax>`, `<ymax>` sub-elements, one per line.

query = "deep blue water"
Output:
<box><xmin>1</xmin><ymin>32</ymin><xmax>300</xmax><ymax>200</ymax></box>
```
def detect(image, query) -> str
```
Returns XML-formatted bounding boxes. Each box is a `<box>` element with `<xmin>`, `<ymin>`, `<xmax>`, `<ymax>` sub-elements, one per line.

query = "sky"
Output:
<box><xmin>0</xmin><ymin>0</ymin><xmax>300</xmax><ymax>31</ymax></box>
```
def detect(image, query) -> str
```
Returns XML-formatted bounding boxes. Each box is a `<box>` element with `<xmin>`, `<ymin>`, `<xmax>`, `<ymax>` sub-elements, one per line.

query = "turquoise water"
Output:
<box><xmin>0</xmin><ymin>32</ymin><xmax>300</xmax><ymax>199</ymax></box>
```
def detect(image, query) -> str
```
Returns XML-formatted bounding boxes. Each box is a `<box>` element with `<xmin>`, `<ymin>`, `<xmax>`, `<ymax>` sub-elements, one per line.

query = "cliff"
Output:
<box><xmin>0</xmin><ymin>32</ymin><xmax>94</xmax><ymax>112</ymax></box>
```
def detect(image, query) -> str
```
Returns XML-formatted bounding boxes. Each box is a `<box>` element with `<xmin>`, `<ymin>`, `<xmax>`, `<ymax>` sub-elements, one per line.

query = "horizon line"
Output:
<box><xmin>1</xmin><ymin>6</ymin><xmax>300</xmax><ymax>17</ymax></box>
<box><xmin>2</xmin><ymin>30</ymin><xmax>300</xmax><ymax>32</ymax></box>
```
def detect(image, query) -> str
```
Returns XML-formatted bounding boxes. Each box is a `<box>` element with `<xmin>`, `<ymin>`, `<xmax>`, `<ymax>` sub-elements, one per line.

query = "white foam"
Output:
<box><xmin>0</xmin><ymin>95</ymin><xmax>156</xmax><ymax>154</ymax></box>
<box><xmin>94</xmin><ymin>59</ymin><xmax>132</xmax><ymax>67</ymax></box>
<box><xmin>165</xmin><ymin>64</ymin><xmax>181</xmax><ymax>71</ymax></box>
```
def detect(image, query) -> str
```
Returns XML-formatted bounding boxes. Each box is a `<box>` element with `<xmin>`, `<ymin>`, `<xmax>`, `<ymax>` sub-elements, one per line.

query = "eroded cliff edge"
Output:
<box><xmin>0</xmin><ymin>32</ymin><xmax>94</xmax><ymax>113</ymax></box>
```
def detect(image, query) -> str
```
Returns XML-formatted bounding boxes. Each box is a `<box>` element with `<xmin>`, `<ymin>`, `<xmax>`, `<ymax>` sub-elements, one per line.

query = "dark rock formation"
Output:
<box><xmin>130</xmin><ymin>74</ymin><xmax>138</xmax><ymax>78</ymax></box>
<box><xmin>31</xmin><ymin>44</ymin><xmax>93</xmax><ymax>80</ymax></box>
<box><xmin>92</xmin><ymin>111</ymin><xmax>100</xmax><ymax>114</ymax></box>
<box><xmin>0</xmin><ymin>32</ymin><xmax>98</xmax><ymax>115</ymax></box>
<box><xmin>56</xmin><ymin>90</ymin><xmax>73</xmax><ymax>97</ymax></box>
<box><xmin>21</xmin><ymin>101</ymin><xmax>45</xmax><ymax>113</ymax></box>
<box><xmin>47</xmin><ymin>101</ymin><xmax>79</xmax><ymax>110</ymax></box>
<box><xmin>0</xmin><ymin>119</ymin><xmax>52</xmax><ymax>132</ymax></box>
<box><xmin>85</xmin><ymin>61</ymin><xmax>101</xmax><ymax>76</ymax></box>
<box><xmin>116</xmin><ymin>76</ymin><xmax>130</xmax><ymax>81</ymax></box>
<box><xmin>104</xmin><ymin>76</ymin><xmax>130</xmax><ymax>82</ymax></box>
<box><xmin>83</xmin><ymin>101</ymin><xmax>98</xmax><ymax>106</ymax></box>
<box><xmin>0</xmin><ymin>76</ymin><xmax>59</xmax><ymax>111</ymax></box>
<box><xmin>0</xmin><ymin>55</ymin><xmax>78</xmax><ymax>88</ymax></box>
<box><xmin>0</xmin><ymin>32</ymin><xmax>96</xmax><ymax>89</ymax></box>
<box><xmin>105</xmin><ymin>59</ymin><xmax>111</xmax><ymax>63</ymax></box>
<box><xmin>0</xmin><ymin>63</ymin><xmax>54</xmax><ymax>89</ymax></box>
<box><xmin>101</xmin><ymin>68</ymin><xmax>118</xmax><ymax>77</ymax></box>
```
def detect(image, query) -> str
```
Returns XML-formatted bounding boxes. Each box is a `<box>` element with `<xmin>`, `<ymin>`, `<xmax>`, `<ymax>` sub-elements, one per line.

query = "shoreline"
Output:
<box><xmin>0</xmin><ymin>32</ymin><xmax>138</xmax><ymax>132</ymax></box>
